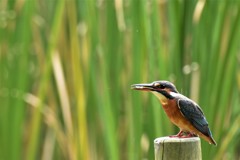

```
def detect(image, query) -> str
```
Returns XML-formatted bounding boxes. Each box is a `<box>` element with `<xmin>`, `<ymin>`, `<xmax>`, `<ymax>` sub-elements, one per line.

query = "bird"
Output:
<box><xmin>131</xmin><ymin>80</ymin><xmax>217</xmax><ymax>145</ymax></box>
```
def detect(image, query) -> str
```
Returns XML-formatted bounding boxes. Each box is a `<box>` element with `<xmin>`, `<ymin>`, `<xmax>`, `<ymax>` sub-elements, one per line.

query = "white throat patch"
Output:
<box><xmin>169</xmin><ymin>92</ymin><xmax>178</xmax><ymax>97</ymax></box>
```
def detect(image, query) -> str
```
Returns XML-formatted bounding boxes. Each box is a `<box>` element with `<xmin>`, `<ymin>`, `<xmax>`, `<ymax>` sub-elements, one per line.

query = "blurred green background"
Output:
<box><xmin>1</xmin><ymin>0</ymin><xmax>240</xmax><ymax>160</ymax></box>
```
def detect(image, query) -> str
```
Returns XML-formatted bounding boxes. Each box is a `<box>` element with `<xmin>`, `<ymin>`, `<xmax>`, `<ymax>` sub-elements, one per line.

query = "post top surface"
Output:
<box><xmin>154</xmin><ymin>136</ymin><xmax>200</xmax><ymax>144</ymax></box>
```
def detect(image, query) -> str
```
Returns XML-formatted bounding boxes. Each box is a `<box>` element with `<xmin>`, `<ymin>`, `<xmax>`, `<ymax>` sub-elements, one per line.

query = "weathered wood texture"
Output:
<box><xmin>154</xmin><ymin>137</ymin><xmax>202</xmax><ymax>160</ymax></box>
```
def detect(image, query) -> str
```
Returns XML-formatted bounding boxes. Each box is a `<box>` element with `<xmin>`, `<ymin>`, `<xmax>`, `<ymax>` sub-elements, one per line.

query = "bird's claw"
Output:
<box><xmin>169</xmin><ymin>131</ymin><xmax>197</xmax><ymax>138</ymax></box>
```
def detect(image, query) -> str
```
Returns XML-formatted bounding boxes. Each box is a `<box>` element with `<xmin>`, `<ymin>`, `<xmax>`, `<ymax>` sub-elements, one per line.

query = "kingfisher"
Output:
<box><xmin>131</xmin><ymin>80</ymin><xmax>217</xmax><ymax>145</ymax></box>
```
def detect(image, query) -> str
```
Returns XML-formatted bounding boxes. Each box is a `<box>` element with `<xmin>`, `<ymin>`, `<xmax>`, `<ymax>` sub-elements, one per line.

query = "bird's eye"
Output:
<box><xmin>159</xmin><ymin>84</ymin><xmax>166</xmax><ymax>89</ymax></box>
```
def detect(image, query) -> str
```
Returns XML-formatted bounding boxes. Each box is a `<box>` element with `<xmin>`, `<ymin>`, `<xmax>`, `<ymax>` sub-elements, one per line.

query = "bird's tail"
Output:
<box><xmin>208</xmin><ymin>136</ymin><xmax>217</xmax><ymax>146</ymax></box>
<box><xmin>206</xmin><ymin>128</ymin><xmax>217</xmax><ymax>145</ymax></box>
<box><xmin>199</xmin><ymin>132</ymin><xmax>217</xmax><ymax>146</ymax></box>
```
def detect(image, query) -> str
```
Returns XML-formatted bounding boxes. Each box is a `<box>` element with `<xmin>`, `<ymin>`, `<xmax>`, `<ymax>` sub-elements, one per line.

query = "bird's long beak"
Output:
<box><xmin>131</xmin><ymin>83</ymin><xmax>154</xmax><ymax>91</ymax></box>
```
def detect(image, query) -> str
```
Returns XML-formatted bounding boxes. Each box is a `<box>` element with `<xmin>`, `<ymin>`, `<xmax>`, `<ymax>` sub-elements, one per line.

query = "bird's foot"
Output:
<box><xmin>178</xmin><ymin>132</ymin><xmax>197</xmax><ymax>138</ymax></box>
<box><xmin>169</xmin><ymin>131</ymin><xmax>197</xmax><ymax>138</ymax></box>
<box><xmin>169</xmin><ymin>130</ymin><xmax>184</xmax><ymax>138</ymax></box>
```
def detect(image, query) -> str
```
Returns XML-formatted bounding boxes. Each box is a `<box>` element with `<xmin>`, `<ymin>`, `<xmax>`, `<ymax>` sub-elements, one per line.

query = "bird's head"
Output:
<box><xmin>131</xmin><ymin>81</ymin><xmax>178</xmax><ymax>104</ymax></box>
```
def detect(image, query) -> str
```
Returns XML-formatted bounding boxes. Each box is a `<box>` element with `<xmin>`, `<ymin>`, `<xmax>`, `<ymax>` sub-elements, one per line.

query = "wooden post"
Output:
<box><xmin>154</xmin><ymin>137</ymin><xmax>202</xmax><ymax>160</ymax></box>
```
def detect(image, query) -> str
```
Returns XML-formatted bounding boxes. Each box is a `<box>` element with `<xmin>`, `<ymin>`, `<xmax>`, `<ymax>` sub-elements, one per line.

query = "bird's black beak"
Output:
<box><xmin>131</xmin><ymin>83</ymin><xmax>154</xmax><ymax>91</ymax></box>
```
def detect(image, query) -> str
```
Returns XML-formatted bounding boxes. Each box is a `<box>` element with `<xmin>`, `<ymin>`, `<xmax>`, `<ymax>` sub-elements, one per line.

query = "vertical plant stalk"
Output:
<box><xmin>3</xmin><ymin>0</ymin><xmax>36</xmax><ymax>159</ymax></box>
<box><xmin>66</xmin><ymin>0</ymin><xmax>90</xmax><ymax>159</ymax></box>
<box><xmin>26</xmin><ymin>1</ymin><xmax>65</xmax><ymax>159</ymax></box>
<box><xmin>51</xmin><ymin>51</ymin><xmax>74</xmax><ymax>159</ymax></box>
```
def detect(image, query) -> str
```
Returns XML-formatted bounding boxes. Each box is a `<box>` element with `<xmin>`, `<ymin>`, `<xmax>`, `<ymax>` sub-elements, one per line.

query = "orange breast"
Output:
<box><xmin>162</xmin><ymin>99</ymin><xmax>194</xmax><ymax>131</ymax></box>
